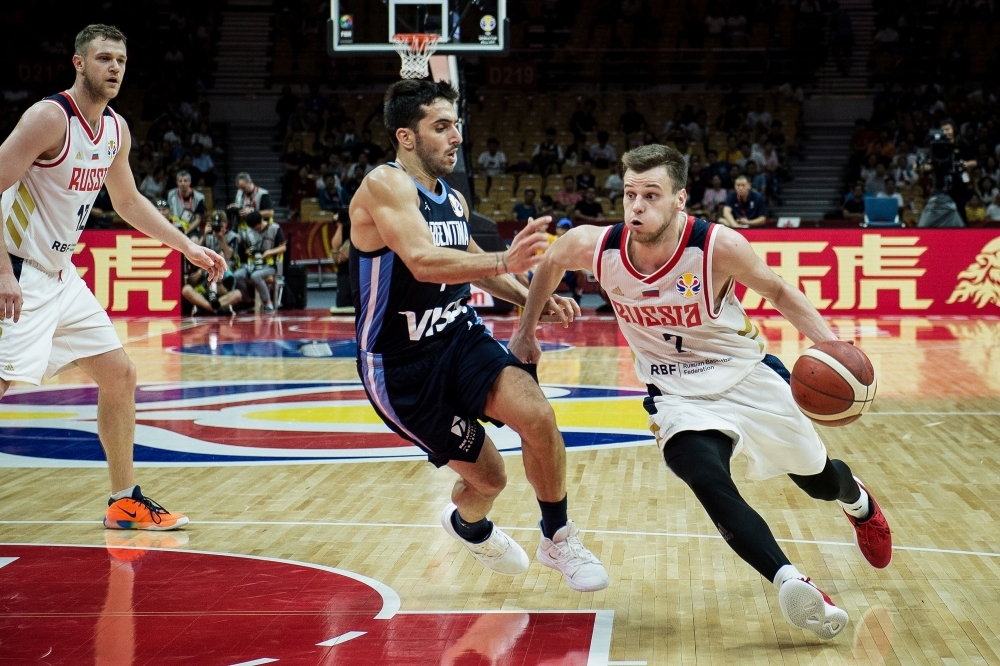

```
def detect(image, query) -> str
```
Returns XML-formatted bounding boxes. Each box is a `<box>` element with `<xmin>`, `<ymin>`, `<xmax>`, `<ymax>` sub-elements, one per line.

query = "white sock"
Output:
<box><xmin>773</xmin><ymin>564</ymin><xmax>804</xmax><ymax>590</ymax></box>
<box><xmin>838</xmin><ymin>487</ymin><xmax>870</xmax><ymax>520</ymax></box>
<box><xmin>110</xmin><ymin>486</ymin><xmax>136</xmax><ymax>501</ymax></box>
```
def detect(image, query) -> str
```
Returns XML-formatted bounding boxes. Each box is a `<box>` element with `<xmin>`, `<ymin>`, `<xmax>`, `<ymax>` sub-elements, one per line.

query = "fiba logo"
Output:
<box><xmin>448</xmin><ymin>193</ymin><xmax>464</xmax><ymax>217</ymax></box>
<box><xmin>480</xmin><ymin>14</ymin><xmax>497</xmax><ymax>32</ymax></box>
<box><xmin>675</xmin><ymin>273</ymin><xmax>701</xmax><ymax>298</ymax></box>
<box><xmin>339</xmin><ymin>14</ymin><xmax>353</xmax><ymax>30</ymax></box>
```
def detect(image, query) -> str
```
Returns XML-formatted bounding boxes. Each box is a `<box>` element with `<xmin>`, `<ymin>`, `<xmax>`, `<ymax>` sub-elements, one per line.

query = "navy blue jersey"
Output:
<box><xmin>351</xmin><ymin>165</ymin><xmax>479</xmax><ymax>360</ymax></box>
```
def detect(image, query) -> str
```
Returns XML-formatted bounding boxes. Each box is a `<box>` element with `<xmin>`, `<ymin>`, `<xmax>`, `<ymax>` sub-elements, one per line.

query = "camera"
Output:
<box><xmin>211</xmin><ymin>211</ymin><xmax>224</xmax><ymax>233</ymax></box>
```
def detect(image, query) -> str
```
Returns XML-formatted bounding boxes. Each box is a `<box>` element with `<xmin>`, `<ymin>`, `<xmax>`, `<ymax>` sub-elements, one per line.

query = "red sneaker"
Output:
<box><xmin>844</xmin><ymin>477</ymin><xmax>892</xmax><ymax>569</ymax></box>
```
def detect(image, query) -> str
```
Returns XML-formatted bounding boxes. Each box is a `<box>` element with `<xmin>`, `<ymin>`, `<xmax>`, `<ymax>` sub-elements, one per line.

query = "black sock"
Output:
<box><xmin>538</xmin><ymin>495</ymin><xmax>568</xmax><ymax>539</ymax></box>
<box><xmin>451</xmin><ymin>510</ymin><xmax>493</xmax><ymax>543</ymax></box>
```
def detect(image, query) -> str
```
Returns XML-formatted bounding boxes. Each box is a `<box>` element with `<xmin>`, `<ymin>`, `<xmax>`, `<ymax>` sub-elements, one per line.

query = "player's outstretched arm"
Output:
<box><xmin>714</xmin><ymin>226</ymin><xmax>837</xmax><ymax>344</ymax></box>
<box><xmin>508</xmin><ymin>224</ymin><xmax>604</xmax><ymax>364</ymax></box>
<box><xmin>104</xmin><ymin>119</ymin><xmax>226</xmax><ymax>282</ymax></box>
<box><xmin>0</xmin><ymin>102</ymin><xmax>67</xmax><ymax>322</ymax></box>
<box><xmin>353</xmin><ymin>166</ymin><xmax>550</xmax><ymax>284</ymax></box>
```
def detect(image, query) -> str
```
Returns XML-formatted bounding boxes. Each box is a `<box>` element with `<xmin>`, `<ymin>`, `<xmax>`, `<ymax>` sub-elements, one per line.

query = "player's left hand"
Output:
<box><xmin>185</xmin><ymin>246</ymin><xmax>227</xmax><ymax>282</ymax></box>
<box><xmin>507</xmin><ymin>324</ymin><xmax>542</xmax><ymax>364</ymax></box>
<box><xmin>539</xmin><ymin>294</ymin><xmax>581</xmax><ymax>327</ymax></box>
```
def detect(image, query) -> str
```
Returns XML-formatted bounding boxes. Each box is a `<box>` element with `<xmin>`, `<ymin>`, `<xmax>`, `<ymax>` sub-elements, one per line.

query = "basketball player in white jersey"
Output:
<box><xmin>0</xmin><ymin>25</ymin><xmax>227</xmax><ymax>530</ymax></box>
<box><xmin>510</xmin><ymin>144</ymin><xmax>893</xmax><ymax>640</ymax></box>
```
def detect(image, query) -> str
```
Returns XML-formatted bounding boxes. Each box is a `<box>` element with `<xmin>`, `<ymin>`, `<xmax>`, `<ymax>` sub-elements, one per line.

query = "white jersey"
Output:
<box><xmin>593</xmin><ymin>216</ymin><xmax>766</xmax><ymax>397</ymax></box>
<box><xmin>2</xmin><ymin>92</ymin><xmax>122</xmax><ymax>273</ymax></box>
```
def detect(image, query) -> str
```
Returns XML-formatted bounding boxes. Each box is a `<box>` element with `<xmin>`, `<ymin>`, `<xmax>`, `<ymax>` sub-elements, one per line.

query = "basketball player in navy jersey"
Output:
<box><xmin>0</xmin><ymin>25</ymin><xmax>227</xmax><ymax>529</ymax></box>
<box><xmin>348</xmin><ymin>80</ymin><xmax>608</xmax><ymax>592</ymax></box>
<box><xmin>510</xmin><ymin>144</ymin><xmax>892</xmax><ymax>637</ymax></box>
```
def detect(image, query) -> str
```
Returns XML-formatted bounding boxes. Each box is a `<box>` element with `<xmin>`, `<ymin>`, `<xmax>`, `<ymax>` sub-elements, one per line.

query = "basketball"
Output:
<box><xmin>790</xmin><ymin>341</ymin><xmax>877</xmax><ymax>427</ymax></box>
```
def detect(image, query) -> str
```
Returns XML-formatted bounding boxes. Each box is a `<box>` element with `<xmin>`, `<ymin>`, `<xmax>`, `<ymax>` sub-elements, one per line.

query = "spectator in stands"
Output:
<box><xmin>231</xmin><ymin>172</ymin><xmax>275</xmax><ymax>223</ymax></box>
<box><xmin>167</xmin><ymin>170</ymin><xmax>207</xmax><ymax>234</ymax></box>
<box><xmin>512</xmin><ymin>188</ymin><xmax>538</xmax><ymax>222</ymax></box>
<box><xmin>686</xmin><ymin>155</ymin><xmax>708</xmax><ymax>208</ymax></box>
<box><xmin>289</xmin><ymin>165</ymin><xmax>318</xmax><ymax>220</ymax></box>
<box><xmin>674</xmin><ymin>137</ymin><xmax>693</xmax><ymax>166</ymax></box>
<box><xmin>842</xmin><ymin>183</ymin><xmax>866</xmax><ymax>222</ymax></box>
<box><xmin>745</xmin><ymin>161</ymin><xmax>769</xmax><ymax>200</ymax></box>
<box><xmin>564</xmin><ymin>133</ymin><xmax>591</xmax><ymax>166</ymax></box>
<box><xmin>281</xmin><ymin>138</ymin><xmax>312</xmax><ymax>206</ymax></box>
<box><xmin>190</xmin><ymin>142</ymin><xmax>216</xmax><ymax>187</ymax></box>
<box><xmin>589</xmin><ymin>131</ymin><xmax>617</xmax><ymax>170</ymax></box>
<box><xmin>722</xmin><ymin>135</ymin><xmax>744</xmax><ymax>166</ymax></box>
<box><xmin>140</xmin><ymin>166</ymin><xmax>167</xmax><ymax>200</ymax></box>
<box><xmin>986</xmin><ymin>193</ymin><xmax>1000</xmax><ymax>222</ymax></box>
<box><xmin>745</xmin><ymin>97</ymin><xmax>772</xmax><ymax>134</ymax></box>
<box><xmin>865</xmin><ymin>162</ymin><xmax>888</xmax><ymax>195</ymax></box>
<box><xmin>604</xmin><ymin>163</ymin><xmax>624</xmax><ymax>204</ymax></box>
<box><xmin>702</xmin><ymin>175</ymin><xmax>728</xmax><ymax>221</ymax></box>
<box><xmin>339</xmin><ymin>119</ymin><xmax>360</xmax><ymax>151</ymax></box>
<box><xmin>891</xmin><ymin>154</ymin><xmax>918</xmax><ymax>184</ymax></box>
<box><xmin>532</xmin><ymin>127</ymin><xmax>563</xmax><ymax>176</ymax></box>
<box><xmin>576</xmin><ymin>161</ymin><xmax>597</xmax><ymax>191</ymax></box>
<box><xmin>347</xmin><ymin>152</ymin><xmax>374</xmax><ymax>183</ymax></box>
<box><xmin>351</xmin><ymin>129</ymin><xmax>385</xmax><ymax>162</ymax></box>
<box><xmin>133</xmin><ymin>142</ymin><xmax>156</xmax><ymax>176</ymax></box>
<box><xmin>184</xmin><ymin>212</ymin><xmax>244</xmax><ymax>315</ymax></box>
<box><xmin>556</xmin><ymin>175</ymin><xmax>582</xmax><ymax>211</ymax></box>
<box><xmin>966</xmin><ymin>193</ymin><xmax>987</xmax><ymax>225</ymax></box>
<box><xmin>569</xmin><ymin>98</ymin><xmax>598</xmax><ymax>135</ymax></box>
<box><xmin>976</xmin><ymin>177</ymin><xmax>998</xmax><ymax>203</ymax></box>
<box><xmin>768</xmin><ymin>119</ymin><xmax>787</xmax><ymax>150</ymax></box>
<box><xmin>319</xmin><ymin>174</ymin><xmax>341</xmax><ymax>212</ymax></box>
<box><xmin>477</xmin><ymin>137</ymin><xmax>507</xmax><ymax>177</ymax></box>
<box><xmin>573</xmin><ymin>187</ymin><xmax>604</xmax><ymax>222</ymax></box>
<box><xmin>537</xmin><ymin>194</ymin><xmax>556</xmax><ymax>218</ymax></box>
<box><xmin>163</xmin><ymin>120</ymin><xmax>183</xmax><ymax>147</ymax></box>
<box><xmin>619</xmin><ymin>98</ymin><xmax>647</xmax><ymax>136</ymax></box>
<box><xmin>721</xmin><ymin>175</ymin><xmax>767</xmax><ymax>228</ymax></box>
<box><xmin>662</xmin><ymin>109</ymin><xmax>686</xmax><ymax>142</ymax></box>
<box><xmin>705</xmin><ymin>149</ymin><xmax>730</xmax><ymax>183</ymax></box>
<box><xmin>191</xmin><ymin>121</ymin><xmax>214</xmax><ymax>153</ymax></box>
<box><xmin>686</xmin><ymin>110</ymin><xmax>709</xmax><ymax>147</ymax></box>
<box><xmin>878</xmin><ymin>177</ymin><xmax>904</xmax><ymax>214</ymax></box>
<box><xmin>286</xmin><ymin>103</ymin><xmax>314</xmax><ymax>137</ymax></box>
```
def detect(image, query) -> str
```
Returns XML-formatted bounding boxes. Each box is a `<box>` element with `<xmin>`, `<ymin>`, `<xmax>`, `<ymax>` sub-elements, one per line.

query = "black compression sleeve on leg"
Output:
<box><xmin>788</xmin><ymin>458</ymin><xmax>860</xmax><ymax>503</ymax></box>
<box><xmin>663</xmin><ymin>430</ymin><xmax>790</xmax><ymax>582</ymax></box>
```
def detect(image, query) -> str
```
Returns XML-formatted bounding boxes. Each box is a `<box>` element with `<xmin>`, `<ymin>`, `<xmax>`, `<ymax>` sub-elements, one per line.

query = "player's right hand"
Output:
<box><xmin>507</xmin><ymin>324</ymin><xmax>542</xmax><ymax>364</ymax></box>
<box><xmin>503</xmin><ymin>216</ymin><xmax>552</xmax><ymax>275</ymax></box>
<box><xmin>0</xmin><ymin>272</ymin><xmax>22</xmax><ymax>323</ymax></box>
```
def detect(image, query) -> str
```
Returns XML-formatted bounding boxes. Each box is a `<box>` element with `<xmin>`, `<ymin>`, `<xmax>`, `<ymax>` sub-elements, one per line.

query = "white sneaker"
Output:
<box><xmin>440</xmin><ymin>503</ymin><xmax>529</xmax><ymax>575</ymax></box>
<box><xmin>536</xmin><ymin>519</ymin><xmax>609</xmax><ymax>592</ymax></box>
<box><xmin>778</xmin><ymin>576</ymin><xmax>849</xmax><ymax>640</ymax></box>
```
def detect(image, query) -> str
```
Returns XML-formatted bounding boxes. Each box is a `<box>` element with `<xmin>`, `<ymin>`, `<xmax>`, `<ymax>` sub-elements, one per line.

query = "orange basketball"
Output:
<box><xmin>790</xmin><ymin>341</ymin><xmax>877</xmax><ymax>427</ymax></box>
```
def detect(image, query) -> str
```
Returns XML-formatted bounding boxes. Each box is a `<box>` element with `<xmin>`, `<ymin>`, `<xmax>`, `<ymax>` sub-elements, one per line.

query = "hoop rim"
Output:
<box><xmin>392</xmin><ymin>33</ymin><xmax>441</xmax><ymax>48</ymax></box>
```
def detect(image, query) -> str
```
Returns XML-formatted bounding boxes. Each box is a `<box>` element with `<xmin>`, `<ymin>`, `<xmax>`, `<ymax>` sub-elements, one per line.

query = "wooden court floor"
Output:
<box><xmin>1</xmin><ymin>311</ymin><xmax>999</xmax><ymax>665</ymax></box>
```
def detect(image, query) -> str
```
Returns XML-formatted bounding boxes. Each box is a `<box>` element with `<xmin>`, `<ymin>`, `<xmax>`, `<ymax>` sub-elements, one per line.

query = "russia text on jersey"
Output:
<box><xmin>68</xmin><ymin>167</ymin><xmax>109</xmax><ymax>192</ymax></box>
<box><xmin>611</xmin><ymin>300</ymin><xmax>703</xmax><ymax>328</ymax></box>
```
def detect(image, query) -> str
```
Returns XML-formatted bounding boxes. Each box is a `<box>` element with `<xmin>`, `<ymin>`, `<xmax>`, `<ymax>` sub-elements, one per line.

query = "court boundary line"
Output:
<box><xmin>2</xmin><ymin>522</ymin><xmax>997</xmax><ymax>559</ymax></box>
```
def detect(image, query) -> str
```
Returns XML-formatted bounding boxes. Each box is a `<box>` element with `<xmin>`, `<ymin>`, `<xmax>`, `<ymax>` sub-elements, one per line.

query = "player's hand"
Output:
<box><xmin>539</xmin><ymin>294</ymin><xmax>580</xmax><ymax>327</ymax></box>
<box><xmin>185</xmin><ymin>246</ymin><xmax>227</xmax><ymax>283</ymax></box>
<box><xmin>503</xmin><ymin>216</ymin><xmax>551</xmax><ymax>275</ymax></box>
<box><xmin>507</xmin><ymin>323</ymin><xmax>542</xmax><ymax>364</ymax></box>
<box><xmin>0</xmin><ymin>272</ymin><xmax>23</xmax><ymax>323</ymax></box>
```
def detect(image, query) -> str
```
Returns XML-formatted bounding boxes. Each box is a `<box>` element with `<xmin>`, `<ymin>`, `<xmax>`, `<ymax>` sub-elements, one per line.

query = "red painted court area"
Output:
<box><xmin>0</xmin><ymin>545</ymin><xmax>602</xmax><ymax>665</ymax></box>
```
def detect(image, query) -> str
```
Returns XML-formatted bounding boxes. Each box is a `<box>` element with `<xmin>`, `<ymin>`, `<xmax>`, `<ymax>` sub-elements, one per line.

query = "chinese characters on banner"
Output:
<box><xmin>75</xmin><ymin>230</ymin><xmax>181</xmax><ymax>316</ymax></box>
<box><xmin>736</xmin><ymin>229</ymin><xmax>1000</xmax><ymax>316</ymax></box>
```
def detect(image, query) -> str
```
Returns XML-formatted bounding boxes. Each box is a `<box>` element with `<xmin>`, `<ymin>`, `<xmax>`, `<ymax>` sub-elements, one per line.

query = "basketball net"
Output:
<box><xmin>393</xmin><ymin>33</ymin><xmax>440</xmax><ymax>79</ymax></box>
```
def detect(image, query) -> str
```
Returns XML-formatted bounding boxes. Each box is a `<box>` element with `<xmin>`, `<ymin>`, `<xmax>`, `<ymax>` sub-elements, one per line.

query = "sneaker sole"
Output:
<box><xmin>779</xmin><ymin>579</ymin><xmax>848</xmax><ymax>640</ymax></box>
<box><xmin>103</xmin><ymin>515</ymin><xmax>190</xmax><ymax>531</ymax></box>
<box><xmin>852</xmin><ymin>476</ymin><xmax>892</xmax><ymax>569</ymax></box>
<box><xmin>440</xmin><ymin>504</ymin><xmax>528</xmax><ymax>575</ymax></box>
<box><xmin>535</xmin><ymin>547</ymin><xmax>610</xmax><ymax>592</ymax></box>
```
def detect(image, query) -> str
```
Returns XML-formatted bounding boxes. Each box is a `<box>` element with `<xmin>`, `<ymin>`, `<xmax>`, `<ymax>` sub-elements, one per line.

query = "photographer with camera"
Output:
<box><xmin>233</xmin><ymin>211</ymin><xmax>286</xmax><ymax>315</ymax></box>
<box><xmin>918</xmin><ymin>119</ymin><xmax>976</xmax><ymax>228</ymax></box>
<box><xmin>227</xmin><ymin>172</ymin><xmax>275</xmax><ymax>225</ymax></box>
<box><xmin>166</xmin><ymin>170</ymin><xmax>207</xmax><ymax>234</ymax></box>
<box><xmin>181</xmin><ymin>211</ymin><xmax>244</xmax><ymax>316</ymax></box>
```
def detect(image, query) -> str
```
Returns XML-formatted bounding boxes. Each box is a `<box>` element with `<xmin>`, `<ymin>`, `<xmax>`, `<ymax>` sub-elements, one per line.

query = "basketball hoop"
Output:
<box><xmin>393</xmin><ymin>33</ymin><xmax>440</xmax><ymax>79</ymax></box>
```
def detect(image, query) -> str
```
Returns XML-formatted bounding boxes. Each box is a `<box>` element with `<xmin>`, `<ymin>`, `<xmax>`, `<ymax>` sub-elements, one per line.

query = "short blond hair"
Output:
<box><xmin>74</xmin><ymin>24</ymin><xmax>127</xmax><ymax>57</ymax></box>
<box><xmin>621</xmin><ymin>144</ymin><xmax>688</xmax><ymax>193</ymax></box>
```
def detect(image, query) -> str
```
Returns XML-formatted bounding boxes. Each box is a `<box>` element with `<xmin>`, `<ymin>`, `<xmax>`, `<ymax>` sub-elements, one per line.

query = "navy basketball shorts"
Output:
<box><xmin>357</xmin><ymin>322</ymin><xmax>536</xmax><ymax>467</ymax></box>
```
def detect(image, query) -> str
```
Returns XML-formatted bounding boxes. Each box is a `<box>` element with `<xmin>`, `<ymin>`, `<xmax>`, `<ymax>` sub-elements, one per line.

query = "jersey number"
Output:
<box><xmin>75</xmin><ymin>204</ymin><xmax>91</xmax><ymax>231</ymax></box>
<box><xmin>662</xmin><ymin>333</ymin><xmax>686</xmax><ymax>353</ymax></box>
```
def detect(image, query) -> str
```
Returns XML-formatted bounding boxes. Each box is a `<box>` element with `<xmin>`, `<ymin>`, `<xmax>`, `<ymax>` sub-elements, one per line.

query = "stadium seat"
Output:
<box><xmin>862</xmin><ymin>196</ymin><xmax>904</xmax><ymax>228</ymax></box>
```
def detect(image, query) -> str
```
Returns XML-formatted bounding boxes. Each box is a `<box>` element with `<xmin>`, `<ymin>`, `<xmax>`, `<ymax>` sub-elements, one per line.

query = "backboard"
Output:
<box><xmin>329</xmin><ymin>0</ymin><xmax>507</xmax><ymax>54</ymax></box>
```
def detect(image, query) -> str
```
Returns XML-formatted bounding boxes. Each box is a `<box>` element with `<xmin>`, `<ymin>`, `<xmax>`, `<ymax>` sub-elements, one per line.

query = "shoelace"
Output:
<box><xmin>554</xmin><ymin>530</ymin><xmax>600</xmax><ymax>564</ymax></box>
<box><xmin>134</xmin><ymin>495</ymin><xmax>170</xmax><ymax>525</ymax></box>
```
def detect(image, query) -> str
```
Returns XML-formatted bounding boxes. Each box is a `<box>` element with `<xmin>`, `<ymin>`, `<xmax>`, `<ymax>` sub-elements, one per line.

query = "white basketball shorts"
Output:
<box><xmin>646</xmin><ymin>360</ymin><xmax>828</xmax><ymax>480</ymax></box>
<box><xmin>0</xmin><ymin>262</ymin><xmax>122</xmax><ymax>384</ymax></box>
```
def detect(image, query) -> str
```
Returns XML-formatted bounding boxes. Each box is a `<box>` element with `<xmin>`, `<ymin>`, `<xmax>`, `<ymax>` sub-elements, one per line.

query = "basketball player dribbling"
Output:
<box><xmin>0</xmin><ymin>25</ymin><xmax>227</xmax><ymax>530</ymax></box>
<box><xmin>348</xmin><ymin>79</ymin><xmax>609</xmax><ymax>592</ymax></box>
<box><xmin>510</xmin><ymin>144</ymin><xmax>893</xmax><ymax>637</ymax></box>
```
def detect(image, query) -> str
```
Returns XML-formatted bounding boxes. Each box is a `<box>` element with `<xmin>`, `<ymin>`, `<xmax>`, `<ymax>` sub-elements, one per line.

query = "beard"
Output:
<box><xmin>414</xmin><ymin>134</ymin><xmax>455</xmax><ymax>178</ymax></box>
<box><xmin>82</xmin><ymin>68</ymin><xmax>118</xmax><ymax>103</ymax></box>
<box><xmin>630</xmin><ymin>212</ymin><xmax>676</xmax><ymax>246</ymax></box>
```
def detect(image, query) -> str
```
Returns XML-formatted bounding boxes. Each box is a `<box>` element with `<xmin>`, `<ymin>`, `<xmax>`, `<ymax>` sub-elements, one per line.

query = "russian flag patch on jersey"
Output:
<box><xmin>642</xmin><ymin>288</ymin><xmax>659</xmax><ymax>298</ymax></box>
<box><xmin>90</xmin><ymin>152</ymin><xmax>99</xmax><ymax>161</ymax></box>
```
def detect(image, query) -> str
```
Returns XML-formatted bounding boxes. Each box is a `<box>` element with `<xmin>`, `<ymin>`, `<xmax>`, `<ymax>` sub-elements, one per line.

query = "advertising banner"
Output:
<box><xmin>737</xmin><ymin>229</ymin><xmax>1000</xmax><ymax>316</ymax></box>
<box><xmin>76</xmin><ymin>230</ymin><xmax>181</xmax><ymax>316</ymax></box>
